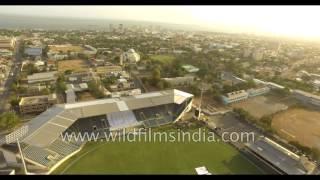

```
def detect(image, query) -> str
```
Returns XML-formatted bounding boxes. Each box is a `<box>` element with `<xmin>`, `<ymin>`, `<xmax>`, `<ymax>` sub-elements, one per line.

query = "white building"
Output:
<box><xmin>221</xmin><ymin>90</ymin><xmax>249</xmax><ymax>104</ymax></box>
<box><xmin>27</xmin><ymin>71</ymin><xmax>58</xmax><ymax>84</ymax></box>
<box><xmin>247</xmin><ymin>87</ymin><xmax>270</xmax><ymax>97</ymax></box>
<box><xmin>121</xmin><ymin>49</ymin><xmax>140</xmax><ymax>63</ymax></box>
<box><xmin>182</xmin><ymin>65</ymin><xmax>199</xmax><ymax>73</ymax></box>
<box><xmin>162</xmin><ymin>76</ymin><xmax>195</xmax><ymax>86</ymax></box>
<box><xmin>267</xmin><ymin>82</ymin><xmax>285</xmax><ymax>89</ymax></box>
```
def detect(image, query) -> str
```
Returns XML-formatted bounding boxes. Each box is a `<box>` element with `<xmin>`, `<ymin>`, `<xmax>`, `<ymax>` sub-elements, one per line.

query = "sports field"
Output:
<box><xmin>52</xmin><ymin>127</ymin><xmax>263</xmax><ymax>174</ymax></box>
<box><xmin>150</xmin><ymin>55</ymin><xmax>175</xmax><ymax>65</ymax></box>
<box><xmin>272</xmin><ymin>108</ymin><xmax>320</xmax><ymax>151</ymax></box>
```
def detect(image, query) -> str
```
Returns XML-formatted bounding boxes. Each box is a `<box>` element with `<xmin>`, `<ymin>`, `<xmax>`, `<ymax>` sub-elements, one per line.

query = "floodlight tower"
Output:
<box><xmin>17</xmin><ymin>139</ymin><xmax>28</xmax><ymax>175</ymax></box>
<box><xmin>197</xmin><ymin>85</ymin><xmax>205</xmax><ymax>121</ymax></box>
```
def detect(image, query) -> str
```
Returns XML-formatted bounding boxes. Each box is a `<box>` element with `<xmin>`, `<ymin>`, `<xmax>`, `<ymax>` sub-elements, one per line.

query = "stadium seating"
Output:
<box><xmin>23</xmin><ymin>145</ymin><xmax>62</xmax><ymax>168</ymax></box>
<box><xmin>107</xmin><ymin>110</ymin><xmax>139</xmax><ymax>130</ymax></box>
<box><xmin>47</xmin><ymin>138</ymin><xmax>80</xmax><ymax>157</ymax></box>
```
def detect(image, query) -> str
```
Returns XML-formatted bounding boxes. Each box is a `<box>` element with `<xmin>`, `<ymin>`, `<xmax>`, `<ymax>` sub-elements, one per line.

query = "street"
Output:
<box><xmin>0</xmin><ymin>38</ymin><xmax>23</xmax><ymax>113</ymax></box>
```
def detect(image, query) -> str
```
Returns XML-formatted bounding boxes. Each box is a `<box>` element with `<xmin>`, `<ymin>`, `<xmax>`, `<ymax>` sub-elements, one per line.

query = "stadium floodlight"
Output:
<box><xmin>4</xmin><ymin>125</ymin><xmax>29</xmax><ymax>175</ymax></box>
<box><xmin>197</xmin><ymin>85</ymin><xmax>205</xmax><ymax>121</ymax></box>
<box><xmin>16</xmin><ymin>138</ymin><xmax>28</xmax><ymax>175</ymax></box>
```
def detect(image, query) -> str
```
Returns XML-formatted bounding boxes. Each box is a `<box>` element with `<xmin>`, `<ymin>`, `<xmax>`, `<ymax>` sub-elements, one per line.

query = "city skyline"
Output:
<box><xmin>1</xmin><ymin>6</ymin><xmax>320</xmax><ymax>40</ymax></box>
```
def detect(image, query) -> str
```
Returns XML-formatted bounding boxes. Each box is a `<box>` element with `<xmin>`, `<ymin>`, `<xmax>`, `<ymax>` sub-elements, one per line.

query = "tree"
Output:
<box><xmin>152</xmin><ymin>67</ymin><xmax>161</xmax><ymax>80</ymax></box>
<box><xmin>24</xmin><ymin>63</ymin><xmax>39</xmax><ymax>75</ymax></box>
<box><xmin>101</xmin><ymin>76</ymin><xmax>117</xmax><ymax>88</ymax></box>
<box><xmin>42</xmin><ymin>45</ymin><xmax>49</xmax><ymax>58</ymax></box>
<box><xmin>56</xmin><ymin>74</ymin><xmax>67</xmax><ymax>93</ymax></box>
<box><xmin>40</xmin><ymin>88</ymin><xmax>50</xmax><ymax>95</ymax></box>
<box><xmin>0</xmin><ymin>112</ymin><xmax>20</xmax><ymax>130</ymax></box>
<box><xmin>64</xmin><ymin>69</ymin><xmax>73</xmax><ymax>75</ymax></box>
<box><xmin>260</xmin><ymin>115</ymin><xmax>272</xmax><ymax>127</ymax></box>
<box><xmin>10</xmin><ymin>97</ymin><xmax>20</xmax><ymax>107</ymax></box>
<box><xmin>88</xmin><ymin>80</ymin><xmax>105</xmax><ymax>99</ymax></box>
<box><xmin>197</xmin><ymin>67</ymin><xmax>209</xmax><ymax>78</ymax></box>
<box><xmin>151</xmin><ymin>67</ymin><xmax>161</xmax><ymax>86</ymax></box>
<box><xmin>301</xmin><ymin>75</ymin><xmax>311</xmax><ymax>82</ymax></box>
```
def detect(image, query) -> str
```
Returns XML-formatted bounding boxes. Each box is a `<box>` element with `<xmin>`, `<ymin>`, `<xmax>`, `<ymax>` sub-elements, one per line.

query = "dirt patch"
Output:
<box><xmin>272</xmin><ymin>108</ymin><xmax>320</xmax><ymax>150</ymax></box>
<box><xmin>58</xmin><ymin>59</ymin><xmax>89</xmax><ymax>73</ymax></box>
<box><xmin>231</xmin><ymin>95</ymin><xmax>289</xmax><ymax>119</ymax></box>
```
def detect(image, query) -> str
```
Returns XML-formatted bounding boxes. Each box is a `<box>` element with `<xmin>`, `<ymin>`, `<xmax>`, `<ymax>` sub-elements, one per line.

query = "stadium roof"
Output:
<box><xmin>292</xmin><ymin>89</ymin><xmax>320</xmax><ymax>100</ymax></box>
<box><xmin>247</xmin><ymin>137</ymin><xmax>306</xmax><ymax>175</ymax></box>
<box><xmin>21</xmin><ymin>89</ymin><xmax>193</xmax><ymax>148</ymax></box>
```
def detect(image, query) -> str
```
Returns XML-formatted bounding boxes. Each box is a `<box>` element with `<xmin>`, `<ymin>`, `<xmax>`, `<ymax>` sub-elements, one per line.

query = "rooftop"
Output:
<box><xmin>182</xmin><ymin>64</ymin><xmax>199</xmax><ymax>73</ymax></box>
<box><xmin>27</xmin><ymin>71</ymin><xmax>58</xmax><ymax>83</ymax></box>
<box><xmin>19</xmin><ymin>94</ymin><xmax>57</xmax><ymax>106</ymax></box>
<box><xmin>226</xmin><ymin>90</ymin><xmax>248</xmax><ymax>98</ymax></box>
<box><xmin>21</xmin><ymin>89</ymin><xmax>193</xmax><ymax>148</ymax></box>
<box><xmin>293</xmin><ymin>89</ymin><xmax>320</xmax><ymax>100</ymax></box>
<box><xmin>247</xmin><ymin>137</ymin><xmax>307</xmax><ymax>175</ymax></box>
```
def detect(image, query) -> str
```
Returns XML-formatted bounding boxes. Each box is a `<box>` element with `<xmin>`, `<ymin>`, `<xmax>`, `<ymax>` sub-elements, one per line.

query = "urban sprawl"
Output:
<box><xmin>0</xmin><ymin>24</ymin><xmax>319</xmax><ymax>175</ymax></box>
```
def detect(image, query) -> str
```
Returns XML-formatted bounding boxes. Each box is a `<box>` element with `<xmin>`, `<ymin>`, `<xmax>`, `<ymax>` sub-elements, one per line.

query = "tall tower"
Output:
<box><xmin>109</xmin><ymin>24</ymin><xmax>114</xmax><ymax>32</ymax></box>
<box><xmin>119</xmin><ymin>24</ymin><xmax>123</xmax><ymax>32</ymax></box>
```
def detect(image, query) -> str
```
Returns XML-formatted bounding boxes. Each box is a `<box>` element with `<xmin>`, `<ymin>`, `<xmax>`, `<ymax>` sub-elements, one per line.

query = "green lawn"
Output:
<box><xmin>150</xmin><ymin>55</ymin><xmax>176</xmax><ymax>65</ymax></box>
<box><xmin>52</xmin><ymin>127</ymin><xmax>263</xmax><ymax>175</ymax></box>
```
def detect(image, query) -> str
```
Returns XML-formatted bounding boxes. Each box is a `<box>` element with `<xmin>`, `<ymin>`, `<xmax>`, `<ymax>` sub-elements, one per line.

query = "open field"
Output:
<box><xmin>57</xmin><ymin>59</ymin><xmax>89</xmax><ymax>73</ymax></box>
<box><xmin>150</xmin><ymin>54</ymin><xmax>175</xmax><ymax>65</ymax></box>
<box><xmin>272</xmin><ymin>108</ymin><xmax>320</xmax><ymax>151</ymax></box>
<box><xmin>49</xmin><ymin>45</ymin><xmax>84</xmax><ymax>53</ymax></box>
<box><xmin>231</xmin><ymin>94</ymin><xmax>296</xmax><ymax>119</ymax></box>
<box><xmin>52</xmin><ymin>127</ymin><xmax>262</xmax><ymax>175</ymax></box>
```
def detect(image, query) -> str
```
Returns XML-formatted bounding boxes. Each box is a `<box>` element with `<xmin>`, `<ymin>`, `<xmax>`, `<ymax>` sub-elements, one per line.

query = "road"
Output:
<box><xmin>0</xmin><ymin>39</ymin><xmax>23</xmax><ymax>113</ymax></box>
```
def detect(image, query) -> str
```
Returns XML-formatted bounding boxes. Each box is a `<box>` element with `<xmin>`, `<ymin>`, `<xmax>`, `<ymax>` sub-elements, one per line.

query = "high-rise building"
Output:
<box><xmin>109</xmin><ymin>24</ymin><xmax>114</xmax><ymax>32</ymax></box>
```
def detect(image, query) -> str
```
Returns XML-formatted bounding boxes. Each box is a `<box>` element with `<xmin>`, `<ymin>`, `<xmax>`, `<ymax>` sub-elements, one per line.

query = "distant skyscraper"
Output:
<box><xmin>119</xmin><ymin>24</ymin><xmax>123</xmax><ymax>30</ymax></box>
<box><xmin>109</xmin><ymin>24</ymin><xmax>114</xmax><ymax>32</ymax></box>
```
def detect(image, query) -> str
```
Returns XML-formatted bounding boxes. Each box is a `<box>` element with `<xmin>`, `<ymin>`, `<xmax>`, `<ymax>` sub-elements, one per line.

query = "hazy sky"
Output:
<box><xmin>1</xmin><ymin>6</ymin><xmax>320</xmax><ymax>39</ymax></box>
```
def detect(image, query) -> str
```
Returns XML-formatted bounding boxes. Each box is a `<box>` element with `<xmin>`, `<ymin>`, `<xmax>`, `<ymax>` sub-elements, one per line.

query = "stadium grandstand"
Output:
<box><xmin>1</xmin><ymin>89</ymin><xmax>193</xmax><ymax>174</ymax></box>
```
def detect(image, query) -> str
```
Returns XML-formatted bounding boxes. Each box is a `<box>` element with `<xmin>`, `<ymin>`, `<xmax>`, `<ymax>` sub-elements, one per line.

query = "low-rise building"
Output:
<box><xmin>109</xmin><ymin>80</ymin><xmax>135</xmax><ymax>92</ymax></box>
<box><xmin>95</xmin><ymin>66</ymin><xmax>123</xmax><ymax>77</ymax></box>
<box><xmin>162</xmin><ymin>76</ymin><xmax>195</xmax><ymax>86</ymax></box>
<box><xmin>27</xmin><ymin>71</ymin><xmax>58</xmax><ymax>84</ymax></box>
<box><xmin>221</xmin><ymin>90</ymin><xmax>248</xmax><ymax>104</ymax></box>
<box><xmin>182</xmin><ymin>64</ymin><xmax>199</xmax><ymax>73</ymax></box>
<box><xmin>19</xmin><ymin>94</ymin><xmax>57</xmax><ymax>114</ymax></box>
<box><xmin>24</xmin><ymin>47</ymin><xmax>43</xmax><ymax>56</ymax></box>
<box><xmin>247</xmin><ymin>87</ymin><xmax>270</xmax><ymax>97</ymax></box>
<box><xmin>65</xmin><ymin>72</ymin><xmax>93</xmax><ymax>84</ymax></box>
<box><xmin>0</xmin><ymin>49</ymin><xmax>13</xmax><ymax>58</ymax></box>
<box><xmin>0</xmin><ymin>37</ymin><xmax>16</xmax><ymax>50</ymax></box>
<box><xmin>267</xmin><ymin>82</ymin><xmax>285</xmax><ymax>89</ymax></box>
<box><xmin>312</xmin><ymin>80</ymin><xmax>320</xmax><ymax>90</ymax></box>
<box><xmin>66</xmin><ymin>83</ymin><xmax>88</xmax><ymax>92</ymax></box>
<box><xmin>110</xmin><ymin>88</ymin><xmax>141</xmax><ymax>98</ymax></box>
<box><xmin>83</xmin><ymin>45</ymin><xmax>97</xmax><ymax>56</ymax></box>
<box><xmin>292</xmin><ymin>89</ymin><xmax>320</xmax><ymax>107</ymax></box>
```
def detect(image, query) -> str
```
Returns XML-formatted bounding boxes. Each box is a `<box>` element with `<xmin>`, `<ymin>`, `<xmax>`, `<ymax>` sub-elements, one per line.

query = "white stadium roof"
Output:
<box><xmin>21</xmin><ymin>89</ymin><xmax>193</xmax><ymax>148</ymax></box>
